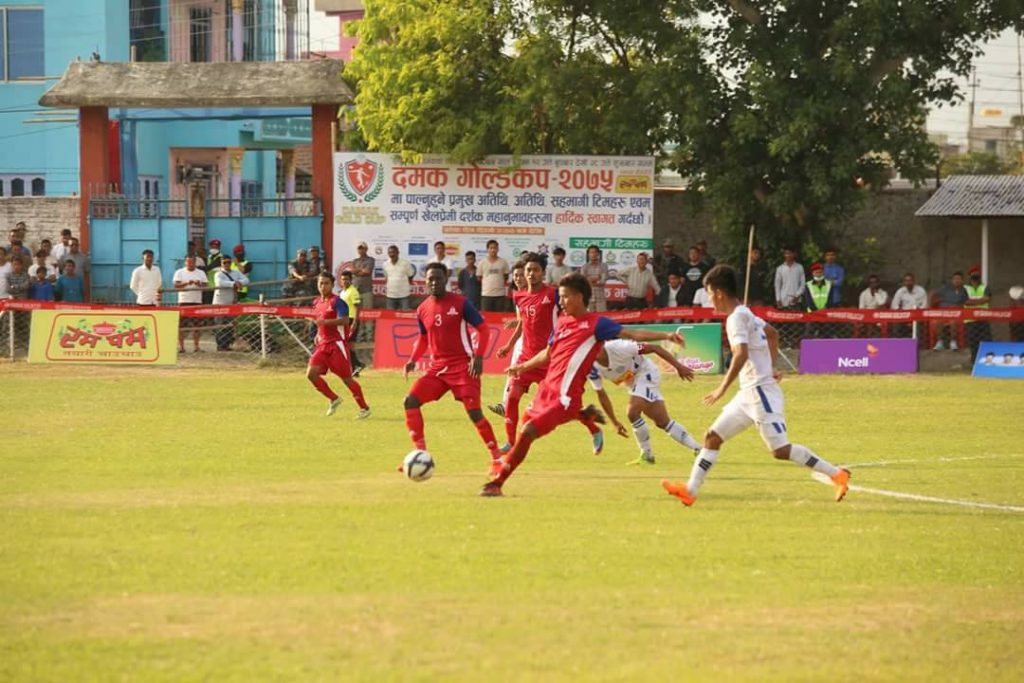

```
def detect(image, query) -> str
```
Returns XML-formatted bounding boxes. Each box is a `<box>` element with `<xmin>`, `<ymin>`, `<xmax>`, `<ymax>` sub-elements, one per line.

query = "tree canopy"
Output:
<box><xmin>344</xmin><ymin>0</ymin><xmax>1024</xmax><ymax>256</ymax></box>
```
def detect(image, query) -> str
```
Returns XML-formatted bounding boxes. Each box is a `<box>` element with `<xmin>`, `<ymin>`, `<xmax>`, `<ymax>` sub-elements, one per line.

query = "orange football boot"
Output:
<box><xmin>661</xmin><ymin>479</ymin><xmax>696</xmax><ymax>506</ymax></box>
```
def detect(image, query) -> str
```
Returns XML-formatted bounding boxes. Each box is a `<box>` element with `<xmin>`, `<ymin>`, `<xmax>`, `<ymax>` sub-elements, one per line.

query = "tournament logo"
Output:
<box><xmin>338</xmin><ymin>155</ymin><xmax>385</xmax><ymax>203</ymax></box>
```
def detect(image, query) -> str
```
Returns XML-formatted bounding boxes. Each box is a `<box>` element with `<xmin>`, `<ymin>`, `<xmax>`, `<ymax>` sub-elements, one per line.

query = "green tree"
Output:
<box><xmin>344</xmin><ymin>1</ymin><xmax>1024</xmax><ymax>257</ymax></box>
<box><xmin>939</xmin><ymin>151</ymin><xmax>1010</xmax><ymax>177</ymax></box>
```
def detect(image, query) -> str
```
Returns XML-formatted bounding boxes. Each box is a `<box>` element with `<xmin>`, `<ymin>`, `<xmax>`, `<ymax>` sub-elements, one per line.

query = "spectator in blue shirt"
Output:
<box><xmin>457</xmin><ymin>250</ymin><xmax>482</xmax><ymax>308</ymax></box>
<box><xmin>823</xmin><ymin>247</ymin><xmax>844</xmax><ymax>306</ymax></box>
<box><xmin>28</xmin><ymin>266</ymin><xmax>55</xmax><ymax>301</ymax></box>
<box><xmin>55</xmin><ymin>260</ymin><xmax>85</xmax><ymax>302</ymax></box>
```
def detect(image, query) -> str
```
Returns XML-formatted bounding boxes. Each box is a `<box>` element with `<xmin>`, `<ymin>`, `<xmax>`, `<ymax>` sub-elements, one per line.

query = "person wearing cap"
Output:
<box><xmin>964</xmin><ymin>266</ymin><xmax>992</xmax><ymax>363</ymax></box>
<box><xmin>205</xmin><ymin>239</ymin><xmax>225</xmax><ymax>303</ymax></box>
<box><xmin>801</xmin><ymin>262</ymin><xmax>835</xmax><ymax>339</ymax></box>
<box><xmin>231</xmin><ymin>244</ymin><xmax>253</xmax><ymax>301</ymax></box>
<box><xmin>652</xmin><ymin>238</ymin><xmax>684</xmax><ymax>289</ymax></box>
<box><xmin>929</xmin><ymin>271</ymin><xmax>968</xmax><ymax>351</ymax></box>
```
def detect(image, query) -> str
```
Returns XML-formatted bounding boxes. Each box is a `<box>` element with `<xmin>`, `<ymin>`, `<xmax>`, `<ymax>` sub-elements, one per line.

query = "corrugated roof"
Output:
<box><xmin>915</xmin><ymin>175</ymin><xmax>1024</xmax><ymax>218</ymax></box>
<box><xmin>39</xmin><ymin>60</ymin><xmax>353</xmax><ymax>109</ymax></box>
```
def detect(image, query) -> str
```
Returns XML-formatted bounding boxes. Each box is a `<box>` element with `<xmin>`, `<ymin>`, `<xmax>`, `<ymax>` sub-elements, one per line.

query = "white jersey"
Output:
<box><xmin>726</xmin><ymin>305</ymin><xmax>774</xmax><ymax>390</ymax></box>
<box><xmin>588</xmin><ymin>339</ymin><xmax>655</xmax><ymax>391</ymax></box>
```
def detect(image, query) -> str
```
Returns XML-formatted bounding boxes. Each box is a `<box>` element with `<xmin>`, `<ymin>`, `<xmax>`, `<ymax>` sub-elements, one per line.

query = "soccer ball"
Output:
<box><xmin>403</xmin><ymin>450</ymin><xmax>434</xmax><ymax>482</ymax></box>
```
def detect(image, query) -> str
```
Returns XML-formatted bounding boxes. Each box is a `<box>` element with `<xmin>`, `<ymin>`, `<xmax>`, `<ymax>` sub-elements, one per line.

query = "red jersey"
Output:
<box><xmin>313</xmin><ymin>295</ymin><xmax>350</xmax><ymax>344</ymax></box>
<box><xmin>539</xmin><ymin>313</ymin><xmax>622</xmax><ymax>407</ymax></box>
<box><xmin>512</xmin><ymin>285</ymin><xmax>559</xmax><ymax>361</ymax></box>
<box><xmin>415</xmin><ymin>293</ymin><xmax>487</xmax><ymax>370</ymax></box>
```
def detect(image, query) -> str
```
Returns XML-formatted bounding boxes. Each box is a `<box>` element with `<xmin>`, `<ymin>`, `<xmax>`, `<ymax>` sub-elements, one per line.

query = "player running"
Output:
<box><xmin>482</xmin><ymin>272</ymin><xmax>682</xmax><ymax>497</ymax></box>
<box><xmin>488</xmin><ymin>261</ymin><xmax>527</xmax><ymax>421</ymax></box>
<box><xmin>589</xmin><ymin>338</ymin><xmax>702</xmax><ymax>466</ymax></box>
<box><xmin>307</xmin><ymin>272</ymin><xmax>371</xmax><ymax>419</ymax></box>
<box><xmin>661</xmin><ymin>265</ymin><xmax>851</xmax><ymax>506</ymax></box>
<box><xmin>403</xmin><ymin>263</ymin><xmax>503</xmax><ymax>465</ymax></box>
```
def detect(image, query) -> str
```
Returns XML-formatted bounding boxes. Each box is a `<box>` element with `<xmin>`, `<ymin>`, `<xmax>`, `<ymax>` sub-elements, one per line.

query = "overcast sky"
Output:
<box><xmin>309</xmin><ymin>10</ymin><xmax>1022</xmax><ymax>147</ymax></box>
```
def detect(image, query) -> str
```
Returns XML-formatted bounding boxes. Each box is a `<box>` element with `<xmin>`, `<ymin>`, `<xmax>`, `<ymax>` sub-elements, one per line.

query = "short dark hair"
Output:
<box><xmin>464</xmin><ymin>250</ymin><xmax>476</xmax><ymax>258</ymax></box>
<box><xmin>512</xmin><ymin>261</ymin><xmax>526</xmax><ymax>272</ymax></box>
<box><xmin>552</xmin><ymin>247</ymin><xmax>566</xmax><ymax>256</ymax></box>
<box><xmin>952</xmin><ymin>271</ymin><xmax>963</xmax><ymax>278</ymax></box>
<box><xmin>587</xmin><ymin>244</ymin><xmax>601</xmax><ymax>255</ymax></box>
<box><xmin>61</xmin><ymin>229</ymin><xmax>72</xmax><ymax>237</ymax></box>
<box><xmin>783</xmin><ymin>245</ymin><xmax>796</xmax><ymax>253</ymax></box>
<box><xmin>64</xmin><ymin>259</ymin><xmax>75</xmax><ymax>267</ymax></box>
<box><xmin>521</xmin><ymin>252</ymin><xmax>543</xmax><ymax>266</ymax></box>
<box><xmin>486</xmin><ymin>239</ymin><xmax>499</xmax><ymax>248</ymax></box>
<box><xmin>868</xmin><ymin>274</ymin><xmax>879</xmax><ymax>281</ymax></box>
<box><xmin>142</xmin><ymin>249</ymin><xmax>154</xmax><ymax>257</ymax></box>
<box><xmin>434</xmin><ymin>240</ymin><xmax>445</xmax><ymax>249</ymax></box>
<box><xmin>425</xmin><ymin>262</ymin><xmax>448</xmax><ymax>277</ymax></box>
<box><xmin>703</xmin><ymin>264</ymin><xmax>739</xmax><ymax>297</ymax></box>
<box><xmin>318</xmin><ymin>271</ymin><xmax>335</xmax><ymax>282</ymax></box>
<box><xmin>825</xmin><ymin>246</ymin><xmax>837</xmax><ymax>253</ymax></box>
<box><xmin>558</xmin><ymin>271</ymin><xmax>592</xmax><ymax>306</ymax></box>
<box><xmin>35</xmin><ymin>266</ymin><xmax>45</xmax><ymax>275</ymax></box>
<box><xmin>340</xmin><ymin>270</ymin><xmax>353</xmax><ymax>278</ymax></box>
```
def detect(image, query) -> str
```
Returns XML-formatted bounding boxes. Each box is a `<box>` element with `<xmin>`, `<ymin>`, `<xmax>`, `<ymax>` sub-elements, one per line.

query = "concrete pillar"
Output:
<box><xmin>311</xmin><ymin>105</ymin><xmax>336</xmax><ymax>263</ymax></box>
<box><xmin>229</xmin><ymin>147</ymin><xmax>244</xmax><ymax>217</ymax></box>
<box><xmin>281</xmin><ymin>149</ymin><xmax>296</xmax><ymax>214</ymax></box>
<box><xmin>284</xmin><ymin>0</ymin><xmax>298</xmax><ymax>60</ymax></box>
<box><xmin>78</xmin><ymin>106</ymin><xmax>111</xmax><ymax>252</ymax></box>
<box><xmin>232</xmin><ymin>0</ymin><xmax>244</xmax><ymax>62</ymax></box>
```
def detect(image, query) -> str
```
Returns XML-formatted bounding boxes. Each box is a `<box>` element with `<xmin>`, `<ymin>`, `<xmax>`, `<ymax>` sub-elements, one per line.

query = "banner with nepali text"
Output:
<box><xmin>28</xmin><ymin>309</ymin><xmax>179</xmax><ymax>365</ymax></box>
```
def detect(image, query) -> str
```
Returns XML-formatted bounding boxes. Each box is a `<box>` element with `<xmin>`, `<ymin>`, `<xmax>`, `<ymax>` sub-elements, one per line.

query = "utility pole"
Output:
<box><xmin>1017</xmin><ymin>32</ymin><xmax>1023</xmax><ymax>169</ymax></box>
<box><xmin>967</xmin><ymin>64</ymin><xmax>978</xmax><ymax>153</ymax></box>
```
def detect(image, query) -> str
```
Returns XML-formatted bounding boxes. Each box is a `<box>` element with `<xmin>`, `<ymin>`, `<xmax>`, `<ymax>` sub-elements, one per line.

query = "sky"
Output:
<box><xmin>308</xmin><ymin>8</ymin><xmax>1023</xmax><ymax>149</ymax></box>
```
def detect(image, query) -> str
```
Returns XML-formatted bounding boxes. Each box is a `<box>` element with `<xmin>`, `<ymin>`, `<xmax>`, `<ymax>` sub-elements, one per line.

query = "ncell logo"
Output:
<box><xmin>338</xmin><ymin>155</ymin><xmax>384</xmax><ymax>202</ymax></box>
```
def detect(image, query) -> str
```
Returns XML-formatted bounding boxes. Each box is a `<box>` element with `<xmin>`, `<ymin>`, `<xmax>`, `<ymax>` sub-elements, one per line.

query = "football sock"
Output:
<box><xmin>632</xmin><ymin>417</ymin><xmax>653</xmax><ymax>458</ymax></box>
<box><xmin>310</xmin><ymin>376</ymin><xmax>338</xmax><ymax>401</ymax></box>
<box><xmin>504</xmin><ymin>386</ymin><xmax>524</xmax><ymax>446</ymax></box>
<box><xmin>344</xmin><ymin>378</ymin><xmax>369</xmax><ymax>410</ymax></box>
<box><xmin>404</xmin><ymin>408</ymin><xmax>426</xmax><ymax>450</ymax></box>
<box><xmin>579</xmin><ymin>416</ymin><xmax>601</xmax><ymax>435</ymax></box>
<box><xmin>686</xmin><ymin>448</ymin><xmax>719</xmax><ymax>496</ymax></box>
<box><xmin>473</xmin><ymin>416</ymin><xmax>500</xmax><ymax>457</ymax></box>
<box><xmin>495</xmin><ymin>431</ymin><xmax>534</xmax><ymax>484</ymax></box>
<box><xmin>787</xmin><ymin>444</ymin><xmax>840</xmax><ymax>477</ymax></box>
<box><xmin>664</xmin><ymin>420</ymin><xmax>701</xmax><ymax>450</ymax></box>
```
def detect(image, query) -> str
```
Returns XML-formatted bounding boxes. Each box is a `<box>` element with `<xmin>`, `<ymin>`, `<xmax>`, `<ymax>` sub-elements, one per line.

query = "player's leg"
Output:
<box><xmin>455</xmin><ymin>379</ymin><xmax>502</xmax><ymax>462</ymax></box>
<box><xmin>306</xmin><ymin>347</ymin><xmax>341</xmax><ymax>412</ymax></box>
<box><xmin>644</xmin><ymin>400</ymin><xmax>702</xmax><ymax>451</ymax></box>
<box><xmin>502</xmin><ymin>381</ymin><xmax>526</xmax><ymax>449</ymax></box>
<box><xmin>577</xmin><ymin>405</ymin><xmax>605</xmax><ymax>455</ymax></box>
<box><xmin>488</xmin><ymin>374</ymin><xmax>511</xmax><ymax>418</ymax></box>
<box><xmin>326</xmin><ymin>341</ymin><xmax>371</xmax><ymax>416</ymax></box>
<box><xmin>484</xmin><ymin>400</ymin><xmax>571</xmax><ymax>495</ymax></box>
<box><xmin>403</xmin><ymin>375</ymin><xmax>448</xmax><ymax>450</ymax></box>
<box><xmin>625</xmin><ymin>396</ymin><xmax>657</xmax><ymax>465</ymax></box>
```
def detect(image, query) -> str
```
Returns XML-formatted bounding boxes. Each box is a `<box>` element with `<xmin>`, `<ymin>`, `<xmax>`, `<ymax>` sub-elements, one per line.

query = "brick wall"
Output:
<box><xmin>1</xmin><ymin>198</ymin><xmax>80</xmax><ymax>252</ymax></box>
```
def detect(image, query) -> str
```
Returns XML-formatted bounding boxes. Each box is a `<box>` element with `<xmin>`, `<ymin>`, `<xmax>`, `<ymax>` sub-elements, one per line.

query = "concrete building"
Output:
<box><xmin>312</xmin><ymin>0</ymin><xmax>362</xmax><ymax>61</ymax></box>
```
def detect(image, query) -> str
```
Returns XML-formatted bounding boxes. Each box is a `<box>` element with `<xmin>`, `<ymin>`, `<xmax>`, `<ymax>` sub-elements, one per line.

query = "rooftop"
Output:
<box><xmin>915</xmin><ymin>175</ymin><xmax>1024</xmax><ymax>218</ymax></box>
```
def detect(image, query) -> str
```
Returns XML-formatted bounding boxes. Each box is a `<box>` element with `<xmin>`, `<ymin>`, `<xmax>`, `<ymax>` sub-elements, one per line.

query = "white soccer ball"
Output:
<box><xmin>1010</xmin><ymin>285</ymin><xmax>1024</xmax><ymax>301</ymax></box>
<box><xmin>403</xmin><ymin>449</ymin><xmax>434</xmax><ymax>482</ymax></box>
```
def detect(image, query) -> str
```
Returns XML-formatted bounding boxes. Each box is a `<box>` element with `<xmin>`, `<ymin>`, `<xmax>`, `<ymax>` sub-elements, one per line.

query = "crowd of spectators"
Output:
<box><xmin>1</xmin><ymin>224</ymin><xmax>91</xmax><ymax>304</ymax></box>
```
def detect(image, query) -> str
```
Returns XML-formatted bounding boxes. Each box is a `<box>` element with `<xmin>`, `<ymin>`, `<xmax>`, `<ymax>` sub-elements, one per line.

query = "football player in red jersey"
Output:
<box><xmin>482</xmin><ymin>272</ymin><xmax>682</xmax><ymax>497</ymax></box>
<box><xmin>403</xmin><ymin>263</ymin><xmax>502</xmax><ymax>465</ymax></box>
<box><xmin>307</xmin><ymin>273</ymin><xmax>371</xmax><ymax>418</ymax></box>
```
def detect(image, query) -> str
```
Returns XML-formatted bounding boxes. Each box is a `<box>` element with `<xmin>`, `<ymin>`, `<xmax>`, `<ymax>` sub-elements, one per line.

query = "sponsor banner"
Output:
<box><xmin>332</xmin><ymin>152</ymin><xmax>654</xmax><ymax>282</ymax></box>
<box><xmin>799</xmin><ymin>338</ymin><xmax>918</xmax><ymax>374</ymax></box>
<box><xmin>972</xmin><ymin>342</ymin><xmax>1024</xmax><ymax>379</ymax></box>
<box><xmin>371</xmin><ymin>318</ymin><xmax>517</xmax><ymax>374</ymax></box>
<box><xmin>627</xmin><ymin>323</ymin><xmax>722</xmax><ymax>374</ymax></box>
<box><xmin>28</xmin><ymin>309</ymin><xmax>179</xmax><ymax>365</ymax></box>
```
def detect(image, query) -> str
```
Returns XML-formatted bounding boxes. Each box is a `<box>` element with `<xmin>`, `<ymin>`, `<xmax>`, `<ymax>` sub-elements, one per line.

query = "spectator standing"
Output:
<box><xmin>544</xmin><ymin>246</ymin><xmax>571</xmax><ymax>285</ymax></box>
<box><xmin>802</xmin><ymin>262</ymin><xmax>835</xmax><ymax>338</ymax></box>
<box><xmin>736</xmin><ymin>246</ymin><xmax>770</xmax><ymax>305</ymax></box>
<box><xmin>5</xmin><ymin>255</ymin><xmax>29</xmax><ymax>299</ymax></box>
<box><xmin>66</xmin><ymin>238</ymin><xmax>90</xmax><ymax>300</ymax></box>
<box><xmin>616</xmin><ymin>252</ymin><xmax>660</xmax><ymax>309</ymax></box>
<box><xmin>823</xmin><ymin>247</ymin><xmax>845</xmax><ymax>306</ymax></box>
<box><xmin>580</xmin><ymin>244</ymin><xmax>609</xmax><ymax>312</ymax></box>
<box><xmin>284</xmin><ymin>249</ymin><xmax>313</xmax><ymax>298</ymax></box>
<box><xmin>28</xmin><ymin>267</ymin><xmax>55</xmax><ymax>301</ymax></box>
<box><xmin>679</xmin><ymin>246</ymin><xmax>709</xmax><ymax>305</ymax></box>
<box><xmin>174</xmin><ymin>255</ymin><xmax>206</xmax><ymax>352</ymax></box>
<box><xmin>1009</xmin><ymin>286</ymin><xmax>1024</xmax><ymax>342</ymax></box>
<box><xmin>0</xmin><ymin>247</ymin><xmax>10</xmax><ymax>300</ymax></box>
<box><xmin>773</xmin><ymin>246</ymin><xmax>805</xmax><ymax>309</ymax></box>
<box><xmin>652</xmin><ymin>239</ymin><xmax>685</xmax><ymax>288</ymax></box>
<box><xmin>656</xmin><ymin>272</ymin><xmax>686</xmax><ymax>307</ymax></box>
<box><xmin>55</xmin><ymin>260</ymin><xmax>85</xmax><ymax>303</ymax></box>
<box><xmin>480</xmin><ymin>240</ymin><xmax>510</xmax><ymax>311</ymax></box>
<box><xmin>338</xmin><ymin>270</ymin><xmax>366</xmax><ymax>374</ymax></box>
<box><xmin>696</xmin><ymin>239</ymin><xmax>716</xmax><ymax>268</ymax></box>
<box><xmin>929</xmin><ymin>271</ymin><xmax>968</xmax><ymax>351</ymax></box>
<box><xmin>205</xmin><ymin>239</ymin><xmax>226</xmax><ymax>304</ymax></box>
<box><xmin>308</xmin><ymin>246</ymin><xmax>324</xmax><ymax>276</ymax></box>
<box><xmin>432</xmin><ymin>241</ymin><xmax>458</xmax><ymax>290</ymax></box>
<box><xmin>963</xmin><ymin>266</ymin><xmax>992</xmax><ymax>363</ymax></box>
<box><xmin>30</xmin><ymin>250</ymin><xmax>57</xmax><ymax>283</ymax></box>
<box><xmin>231</xmin><ymin>245</ymin><xmax>253</xmax><ymax>302</ymax></box>
<box><xmin>6</xmin><ymin>229</ymin><xmax>30</xmax><ymax>260</ymax></box>
<box><xmin>213</xmin><ymin>255</ymin><xmax>249</xmax><ymax>350</ymax></box>
<box><xmin>383</xmin><ymin>244</ymin><xmax>415</xmax><ymax>310</ymax></box>
<box><xmin>351</xmin><ymin>241</ymin><xmax>376</xmax><ymax>309</ymax></box>
<box><xmin>50</xmin><ymin>229</ymin><xmax>73</xmax><ymax>268</ymax></box>
<box><xmin>457</xmin><ymin>250</ymin><xmax>482</xmax><ymax>308</ymax></box>
<box><xmin>130</xmin><ymin>249</ymin><xmax>162</xmax><ymax>306</ymax></box>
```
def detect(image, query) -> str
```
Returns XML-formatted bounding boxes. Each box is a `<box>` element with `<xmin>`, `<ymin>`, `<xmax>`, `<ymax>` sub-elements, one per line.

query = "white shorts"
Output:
<box><xmin>626</xmin><ymin>365</ymin><xmax>664</xmax><ymax>404</ymax></box>
<box><xmin>709</xmin><ymin>382</ymin><xmax>789</xmax><ymax>451</ymax></box>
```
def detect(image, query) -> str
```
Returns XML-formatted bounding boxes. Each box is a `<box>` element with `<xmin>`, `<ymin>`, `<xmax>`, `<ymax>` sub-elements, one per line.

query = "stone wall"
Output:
<box><xmin>1</xmin><ymin>198</ymin><xmax>80</xmax><ymax>252</ymax></box>
<box><xmin>653</xmin><ymin>187</ymin><xmax>1024</xmax><ymax>305</ymax></box>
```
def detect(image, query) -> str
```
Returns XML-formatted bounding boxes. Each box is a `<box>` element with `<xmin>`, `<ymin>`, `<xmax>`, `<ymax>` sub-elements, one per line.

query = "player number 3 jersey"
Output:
<box><xmin>416</xmin><ymin>293</ymin><xmax>485</xmax><ymax>369</ymax></box>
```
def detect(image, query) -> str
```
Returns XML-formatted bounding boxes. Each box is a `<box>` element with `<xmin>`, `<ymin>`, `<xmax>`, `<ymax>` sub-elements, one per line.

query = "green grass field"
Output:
<box><xmin>1</xmin><ymin>365</ymin><xmax>1022</xmax><ymax>681</ymax></box>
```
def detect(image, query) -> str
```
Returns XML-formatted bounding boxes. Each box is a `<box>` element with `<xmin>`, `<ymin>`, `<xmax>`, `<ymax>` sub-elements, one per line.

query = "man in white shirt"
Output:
<box><xmin>129</xmin><ymin>249</ymin><xmax>162</xmax><ymax>306</ymax></box>
<box><xmin>773</xmin><ymin>246</ymin><xmax>805</xmax><ymax>308</ymax></box>
<box><xmin>212</xmin><ymin>255</ymin><xmax>249</xmax><ymax>350</ymax></box>
<box><xmin>544</xmin><ymin>246</ymin><xmax>572</xmax><ymax>286</ymax></box>
<box><xmin>383</xmin><ymin>244</ymin><xmax>415</xmax><ymax>310</ymax></box>
<box><xmin>858</xmin><ymin>274</ymin><xmax>889</xmax><ymax>310</ymax></box>
<box><xmin>890</xmin><ymin>272</ymin><xmax>927</xmax><ymax>310</ymax></box>
<box><xmin>432</xmin><ymin>240</ymin><xmax>458</xmax><ymax>290</ymax></box>
<box><xmin>50</xmin><ymin>229</ymin><xmax>73</xmax><ymax>269</ymax></box>
<box><xmin>615</xmin><ymin>252</ymin><xmax>661</xmax><ymax>309</ymax></box>
<box><xmin>662</xmin><ymin>264</ymin><xmax>851</xmax><ymax>507</ymax></box>
<box><xmin>173</xmin><ymin>255</ymin><xmax>206</xmax><ymax>352</ymax></box>
<box><xmin>480</xmin><ymin>239</ymin><xmax>510</xmax><ymax>312</ymax></box>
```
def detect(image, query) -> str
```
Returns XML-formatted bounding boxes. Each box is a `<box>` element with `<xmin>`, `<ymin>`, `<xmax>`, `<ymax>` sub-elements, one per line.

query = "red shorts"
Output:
<box><xmin>523</xmin><ymin>385</ymin><xmax>582</xmax><ymax>438</ymax></box>
<box><xmin>309</xmin><ymin>339</ymin><xmax>353</xmax><ymax>378</ymax></box>
<box><xmin>509</xmin><ymin>366</ymin><xmax>546</xmax><ymax>392</ymax></box>
<box><xmin>410</xmin><ymin>364</ymin><xmax>481</xmax><ymax>409</ymax></box>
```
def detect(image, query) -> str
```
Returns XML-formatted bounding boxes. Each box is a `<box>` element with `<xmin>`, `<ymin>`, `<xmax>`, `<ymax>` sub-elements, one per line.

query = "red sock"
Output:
<box><xmin>579</xmin><ymin>416</ymin><xmax>600</xmax><ymax>435</ymax></box>
<box><xmin>473</xmin><ymin>416</ymin><xmax>500</xmax><ymax>458</ymax></box>
<box><xmin>503</xmin><ymin>386</ymin><xmax>523</xmax><ymax>445</ymax></box>
<box><xmin>405</xmin><ymin>408</ymin><xmax>426</xmax><ymax>450</ymax></box>
<box><xmin>310</xmin><ymin>376</ymin><xmax>338</xmax><ymax>401</ymax></box>
<box><xmin>496</xmin><ymin>431</ymin><xmax>534</xmax><ymax>485</ymax></box>
<box><xmin>344</xmin><ymin>379</ymin><xmax>369</xmax><ymax>410</ymax></box>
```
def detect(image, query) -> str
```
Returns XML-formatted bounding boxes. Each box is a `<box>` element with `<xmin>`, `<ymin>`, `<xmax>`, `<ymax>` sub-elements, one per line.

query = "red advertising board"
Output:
<box><xmin>372</xmin><ymin>318</ymin><xmax>519</xmax><ymax>374</ymax></box>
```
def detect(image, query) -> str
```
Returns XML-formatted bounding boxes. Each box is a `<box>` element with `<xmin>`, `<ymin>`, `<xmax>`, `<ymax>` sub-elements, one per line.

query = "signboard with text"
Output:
<box><xmin>333</xmin><ymin>153</ymin><xmax>655</xmax><ymax>287</ymax></box>
<box><xmin>799</xmin><ymin>338</ymin><xmax>917</xmax><ymax>374</ymax></box>
<box><xmin>628</xmin><ymin>323</ymin><xmax>723</xmax><ymax>375</ymax></box>
<box><xmin>28</xmin><ymin>310</ymin><xmax>179</xmax><ymax>365</ymax></box>
<box><xmin>972</xmin><ymin>342</ymin><xmax>1024</xmax><ymax>379</ymax></box>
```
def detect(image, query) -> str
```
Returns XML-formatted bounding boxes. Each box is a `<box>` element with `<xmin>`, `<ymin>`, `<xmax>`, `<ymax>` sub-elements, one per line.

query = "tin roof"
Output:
<box><xmin>915</xmin><ymin>175</ymin><xmax>1024</xmax><ymax>218</ymax></box>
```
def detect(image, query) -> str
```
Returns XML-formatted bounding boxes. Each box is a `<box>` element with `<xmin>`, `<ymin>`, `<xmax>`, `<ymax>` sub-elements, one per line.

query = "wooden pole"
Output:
<box><xmin>743</xmin><ymin>224</ymin><xmax>755</xmax><ymax>305</ymax></box>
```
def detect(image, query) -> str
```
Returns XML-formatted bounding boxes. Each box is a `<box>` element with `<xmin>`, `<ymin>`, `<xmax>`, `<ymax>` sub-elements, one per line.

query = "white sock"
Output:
<box><xmin>686</xmin><ymin>448</ymin><xmax>719</xmax><ymax>495</ymax></box>
<box><xmin>664</xmin><ymin>419</ymin><xmax>701</xmax><ymax>450</ymax></box>
<box><xmin>787</xmin><ymin>444</ymin><xmax>839</xmax><ymax>477</ymax></box>
<box><xmin>632</xmin><ymin>417</ymin><xmax>653</xmax><ymax>458</ymax></box>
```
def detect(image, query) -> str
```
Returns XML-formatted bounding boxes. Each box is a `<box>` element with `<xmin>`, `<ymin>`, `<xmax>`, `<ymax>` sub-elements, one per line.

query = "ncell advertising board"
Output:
<box><xmin>332</xmin><ymin>153</ymin><xmax>654</xmax><ymax>282</ymax></box>
<box><xmin>799</xmin><ymin>338</ymin><xmax>917</xmax><ymax>374</ymax></box>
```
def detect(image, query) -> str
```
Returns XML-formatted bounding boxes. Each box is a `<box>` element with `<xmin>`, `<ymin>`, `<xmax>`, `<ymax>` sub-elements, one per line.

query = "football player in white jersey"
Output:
<box><xmin>588</xmin><ymin>339</ymin><xmax>701</xmax><ymax>465</ymax></box>
<box><xmin>662</xmin><ymin>264</ymin><xmax>851</xmax><ymax>506</ymax></box>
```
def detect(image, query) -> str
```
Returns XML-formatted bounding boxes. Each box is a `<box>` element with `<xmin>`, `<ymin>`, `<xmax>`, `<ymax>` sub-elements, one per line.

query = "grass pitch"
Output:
<box><xmin>1</xmin><ymin>365</ymin><xmax>1022</xmax><ymax>681</ymax></box>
